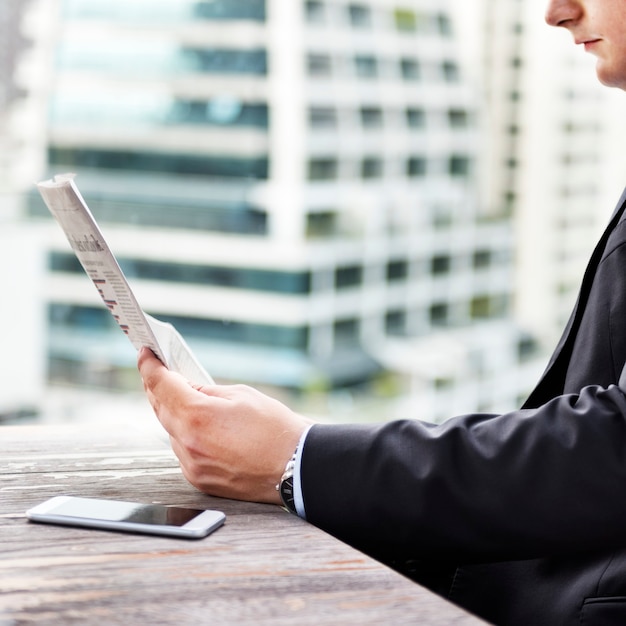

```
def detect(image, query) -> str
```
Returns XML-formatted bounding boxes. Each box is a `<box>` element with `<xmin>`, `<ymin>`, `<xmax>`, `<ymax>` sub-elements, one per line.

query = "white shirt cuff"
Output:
<box><xmin>293</xmin><ymin>424</ymin><xmax>313</xmax><ymax>520</ymax></box>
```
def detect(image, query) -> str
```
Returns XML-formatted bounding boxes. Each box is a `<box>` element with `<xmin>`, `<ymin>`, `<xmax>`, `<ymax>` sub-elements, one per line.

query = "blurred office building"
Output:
<box><xmin>26</xmin><ymin>0</ymin><xmax>538</xmax><ymax>421</ymax></box>
<box><xmin>0</xmin><ymin>0</ymin><xmax>32</xmax><ymax>190</ymax></box>
<box><xmin>0</xmin><ymin>0</ymin><xmax>47</xmax><ymax>420</ymax></box>
<box><xmin>453</xmin><ymin>0</ymin><xmax>626</xmax><ymax>352</ymax></box>
<box><xmin>512</xmin><ymin>2</ymin><xmax>626</xmax><ymax>350</ymax></box>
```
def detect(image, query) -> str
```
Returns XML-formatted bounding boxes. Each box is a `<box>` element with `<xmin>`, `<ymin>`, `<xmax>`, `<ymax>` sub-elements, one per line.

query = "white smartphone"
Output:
<box><xmin>26</xmin><ymin>495</ymin><xmax>225</xmax><ymax>539</ymax></box>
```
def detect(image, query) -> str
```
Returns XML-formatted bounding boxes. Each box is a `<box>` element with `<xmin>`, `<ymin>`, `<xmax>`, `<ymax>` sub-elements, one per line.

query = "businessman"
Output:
<box><xmin>139</xmin><ymin>1</ymin><xmax>626</xmax><ymax>623</ymax></box>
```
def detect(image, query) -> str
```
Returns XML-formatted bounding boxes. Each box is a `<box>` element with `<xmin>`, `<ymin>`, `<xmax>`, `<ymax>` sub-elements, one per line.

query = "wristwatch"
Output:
<box><xmin>276</xmin><ymin>448</ymin><xmax>298</xmax><ymax>514</ymax></box>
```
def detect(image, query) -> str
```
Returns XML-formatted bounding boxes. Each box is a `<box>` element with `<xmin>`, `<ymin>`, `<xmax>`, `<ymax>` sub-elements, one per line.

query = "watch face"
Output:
<box><xmin>280</xmin><ymin>476</ymin><xmax>296</xmax><ymax>513</ymax></box>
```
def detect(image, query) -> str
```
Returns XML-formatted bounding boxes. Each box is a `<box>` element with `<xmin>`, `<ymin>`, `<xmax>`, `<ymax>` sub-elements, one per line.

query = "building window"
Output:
<box><xmin>447</xmin><ymin>108</ymin><xmax>468</xmax><ymax>128</ymax></box>
<box><xmin>361</xmin><ymin>157</ymin><xmax>383</xmax><ymax>179</ymax></box>
<box><xmin>306</xmin><ymin>211</ymin><xmax>338</xmax><ymax>238</ymax></box>
<box><xmin>470</xmin><ymin>296</ymin><xmax>491</xmax><ymax>319</ymax></box>
<box><xmin>49</xmin><ymin>147</ymin><xmax>269</xmax><ymax>179</ymax></box>
<box><xmin>49</xmin><ymin>252</ymin><xmax>82</xmax><ymax>273</ymax></box>
<box><xmin>308</xmin><ymin>158</ymin><xmax>338</xmax><ymax>180</ymax></box>
<box><xmin>406</xmin><ymin>107</ymin><xmax>425</xmax><ymax>128</ymax></box>
<box><xmin>436</xmin><ymin>12</ymin><xmax>452</xmax><ymax>36</ymax></box>
<box><xmin>355</xmin><ymin>54</ymin><xmax>378</xmax><ymax>78</ymax></box>
<box><xmin>309</xmin><ymin>106</ymin><xmax>337</xmax><ymax>128</ymax></box>
<box><xmin>503</xmin><ymin>190</ymin><xmax>516</xmax><ymax>214</ymax></box>
<box><xmin>307</xmin><ymin>53</ymin><xmax>332</xmax><ymax>77</ymax></box>
<box><xmin>517</xmin><ymin>333</ymin><xmax>538</xmax><ymax>361</ymax></box>
<box><xmin>472</xmin><ymin>250</ymin><xmax>492</xmax><ymax>269</ymax></box>
<box><xmin>64</xmin><ymin>0</ymin><xmax>267</xmax><ymax>23</ymax></box>
<box><xmin>334</xmin><ymin>318</ymin><xmax>360</xmax><ymax>347</ymax></box>
<box><xmin>305</xmin><ymin>0</ymin><xmax>325</xmax><ymax>23</ymax></box>
<box><xmin>335</xmin><ymin>265</ymin><xmax>363</xmax><ymax>288</ymax></box>
<box><xmin>348</xmin><ymin>3</ymin><xmax>371</xmax><ymax>27</ymax></box>
<box><xmin>429</xmin><ymin>302</ymin><xmax>449</xmax><ymax>326</ymax></box>
<box><xmin>181</xmin><ymin>48</ymin><xmax>268</xmax><ymax>75</ymax></box>
<box><xmin>441</xmin><ymin>60</ymin><xmax>460</xmax><ymax>82</ymax></box>
<box><xmin>51</xmin><ymin>96</ymin><xmax>269</xmax><ymax>130</ymax></box>
<box><xmin>57</xmin><ymin>42</ymin><xmax>268</xmax><ymax>76</ymax></box>
<box><xmin>50</xmin><ymin>253</ymin><xmax>314</xmax><ymax>294</ymax></box>
<box><xmin>193</xmin><ymin>1</ymin><xmax>267</xmax><ymax>21</ymax></box>
<box><xmin>434</xmin><ymin>376</ymin><xmax>454</xmax><ymax>391</ymax></box>
<box><xmin>400</xmin><ymin>58</ymin><xmax>420</xmax><ymax>80</ymax></box>
<box><xmin>431</xmin><ymin>254</ymin><xmax>451</xmax><ymax>275</ymax></box>
<box><xmin>49</xmin><ymin>303</ymin><xmax>109</xmax><ymax>331</ymax></box>
<box><xmin>394</xmin><ymin>8</ymin><xmax>417</xmax><ymax>32</ymax></box>
<box><xmin>406</xmin><ymin>156</ymin><xmax>427</xmax><ymax>177</ymax></box>
<box><xmin>40</xmin><ymin>193</ymin><xmax>267</xmax><ymax>235</ymax></box>
<box><xmin>470</xmin><ymin>295</ymin><xmax>508</xmax><ymax>320</ymax></box>
<box><xmin>449</xmin><ymin>154</ymin><xmax>471</xmax><ymax>177</ymax></box>
<box><xmin>174</xmin><ymin>99</ymin><xmax>269</xmax><ymax>127</ymax></box>
<box><xmin>360</xmin><ymin>106</ymin><xmax>383</xmax><ymax>128</ymax></box>
<box><xmin>385</xmin><ymin>310</ymin><xmax>407</xmax><ymax>335</ymax></box>
<box><xmin>386</xmin><ymin>259</ymin><xmax>408</xmax><ymax>281</ymax></box>
<box><xmin>160</xmin><ymin>314</ymin><xmax>310</xmax><ymax>349</ymax></box>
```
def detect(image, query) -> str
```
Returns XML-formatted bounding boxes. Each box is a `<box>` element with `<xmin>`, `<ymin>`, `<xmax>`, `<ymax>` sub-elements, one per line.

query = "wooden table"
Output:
<box><xmin>0</xmin><ymin>421</ymin><xmax>485</xmax><ymax>625</ymax></box>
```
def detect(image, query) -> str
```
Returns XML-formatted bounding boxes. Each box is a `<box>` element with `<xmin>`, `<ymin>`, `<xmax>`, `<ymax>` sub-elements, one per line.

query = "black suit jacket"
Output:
<box><xmin>300</xmin><ymin>188</ymin><xmax>626</xmax><ymax>625</ymax></box>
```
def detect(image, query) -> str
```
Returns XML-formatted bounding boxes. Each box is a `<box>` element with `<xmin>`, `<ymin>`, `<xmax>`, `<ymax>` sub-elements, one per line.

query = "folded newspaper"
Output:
<box><xmin>37</xmin><ymin>173</ymin><xmax>214</xmax><ymax>386</ymax></box>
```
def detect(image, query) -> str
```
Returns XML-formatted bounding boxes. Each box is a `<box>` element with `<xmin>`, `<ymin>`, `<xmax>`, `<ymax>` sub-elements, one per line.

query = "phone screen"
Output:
<box><xmin>27</xmin><ymin>496</ymin><xmax>226</xmax><ymax>538</ymax></box>
<box><xmin>47</xmin><ymin>497</ymin><xmax>204</xmax><ymax>527</ymax></box>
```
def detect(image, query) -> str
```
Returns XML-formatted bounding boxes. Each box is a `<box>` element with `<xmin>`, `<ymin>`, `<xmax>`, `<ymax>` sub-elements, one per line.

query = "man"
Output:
<box><xmin>138</xmin><ymin>1</ymin><xmax>626</xmax><ymax>623</ymax></box>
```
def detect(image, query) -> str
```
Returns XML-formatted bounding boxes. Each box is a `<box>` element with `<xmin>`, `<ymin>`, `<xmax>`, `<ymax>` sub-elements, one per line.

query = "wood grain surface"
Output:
<box><xmin>0</xmin><ymin>421</ymin><xmax>486</xmax><ymax>625</ymax></box>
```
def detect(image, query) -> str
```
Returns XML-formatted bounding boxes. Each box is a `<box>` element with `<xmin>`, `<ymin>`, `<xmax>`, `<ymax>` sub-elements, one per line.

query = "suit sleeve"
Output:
<box><xmin>300</xmin><ymin>383</ymin><xmax>626</xmax><ymax>563</ymax></box>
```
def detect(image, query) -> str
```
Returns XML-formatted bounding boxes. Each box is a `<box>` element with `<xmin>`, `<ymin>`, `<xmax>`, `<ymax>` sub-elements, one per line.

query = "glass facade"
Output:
<box><xmin>30</xmin><ymin>193</ymin><xmax>268</xmax><ymax>235</ymax></box>
<box><xmin>57</xmin><ymin>43</ymin><xmax>267</xmax><ymax>77</ymax></box>
<box><xmin>51</xmin><ymin>96</ymin><xmax>269</xmax><ymax>130</ymax></box>
<box><xmin>49</xmin><ymin>253</ymin><xmax>312</xmax><ymax>294</ymax></box>
<box><xmin>159</xmin><ymin>314</ymin><xmax>309</xmax><ymax>349</ymax></box>
<box><xmin>49</xmin><ymin>304</ymin><xmax>309</xmax><ymax>350</ymax></box>
<box><xmin>61</xmin><ymin>0</ymin><xmax>266</xmax><ymax>23</ymax></box>
<box><xmin>49</xmin><ymin>148</ymin><xmax>269</xmax><ymax>179</ymax></box>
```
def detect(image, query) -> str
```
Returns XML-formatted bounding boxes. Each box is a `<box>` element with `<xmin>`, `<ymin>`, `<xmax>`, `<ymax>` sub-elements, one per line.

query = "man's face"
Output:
<box><xmin>545</xmin><ymin>0</ymin><xmax>626</xmax><ymax>90</ymax></box>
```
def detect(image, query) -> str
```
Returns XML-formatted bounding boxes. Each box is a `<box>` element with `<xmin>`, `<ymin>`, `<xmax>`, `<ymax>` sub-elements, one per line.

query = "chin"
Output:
<box><xmin>595</xmin><ymin>62</ymin><xmax>626</xmax><ymax>90</ymax></box>
<box><xmin>597</xmin><ymin>76</ymin><xmax>626</xmax><ymax>90</ymax></box>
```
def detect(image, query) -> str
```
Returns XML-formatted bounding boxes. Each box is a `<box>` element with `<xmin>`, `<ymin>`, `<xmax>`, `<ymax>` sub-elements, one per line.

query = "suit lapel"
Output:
<box><xmin>523</xmin><ymin>187</ymin><xmax>626</xmax><ymax>408</ymax></box>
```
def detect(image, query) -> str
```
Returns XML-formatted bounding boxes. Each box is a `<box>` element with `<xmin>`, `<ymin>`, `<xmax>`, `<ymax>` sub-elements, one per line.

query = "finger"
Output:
<box><xmin>139</xmin><ymin>348</ymin><xmax>216</xmax><ymax>401</ymax></box>
<box><xmin>138</xmin><ymin>347</ymin><xmax>184</xmax><ymax>395</ymax></box>
<box><xmin>137</xmin><ymin>349</ymin><xmax>201</xmax><ymax>435</ymax></box>
<box><xmin>137</xmin><ymin>346</ymin><xmax>165</xmax><ymax>379</ymax></box>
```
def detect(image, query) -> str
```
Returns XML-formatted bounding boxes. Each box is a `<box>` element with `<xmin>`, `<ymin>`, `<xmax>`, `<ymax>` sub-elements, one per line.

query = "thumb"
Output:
<box><xmin>138</xmin><ymin>347</ymin><xmax>189</xmax><ymax>398</ymax></box>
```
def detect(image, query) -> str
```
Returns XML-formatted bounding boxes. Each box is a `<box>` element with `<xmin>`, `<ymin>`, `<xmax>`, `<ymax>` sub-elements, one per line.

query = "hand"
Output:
<box><xmin>137</xmin><ymin>348</ymin><xmax>314</xmax><ymax>504</ymax></box>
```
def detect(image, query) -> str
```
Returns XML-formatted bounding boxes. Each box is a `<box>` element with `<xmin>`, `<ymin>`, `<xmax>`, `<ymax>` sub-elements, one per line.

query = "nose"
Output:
<box><xmin>545</xmin><ymin>0</ymin><xmax>582</xmax><ymax>27</ymax></box>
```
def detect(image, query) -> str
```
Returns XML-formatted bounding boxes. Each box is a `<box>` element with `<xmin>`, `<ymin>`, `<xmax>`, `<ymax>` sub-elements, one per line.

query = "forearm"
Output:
<box><xmin>300</xmin><ymin>384</ymin><xmax>626</xmax><ymax>562</ymax></box>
